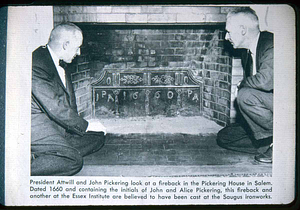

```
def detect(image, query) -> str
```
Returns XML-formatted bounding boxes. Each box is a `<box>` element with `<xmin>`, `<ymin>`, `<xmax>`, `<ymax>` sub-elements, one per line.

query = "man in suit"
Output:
<box><xmin>218</xmin><ymin>8</ymin><xmax>273</xmax><ymax>163</ymax></box>
<box><xmin>31</xmin><ymin>22</ymin><xmax>106</xmax><ymax>176</ymax></box>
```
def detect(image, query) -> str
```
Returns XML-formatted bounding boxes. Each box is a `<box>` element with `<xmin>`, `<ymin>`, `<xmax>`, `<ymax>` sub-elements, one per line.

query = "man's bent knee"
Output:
<box><xmin>31</xmin><ymin>147</ymin><xmax>84</xmax><ymax>176</ymax></box>
<box><xmin>63</xmin><ymin>151</ymin><xmax>83</xmax><ymax>176</ymax></box>
<box><xmin>237</xmin><ymin>88</ymin><xmax>253</xmax><ymax>106</ymax></box>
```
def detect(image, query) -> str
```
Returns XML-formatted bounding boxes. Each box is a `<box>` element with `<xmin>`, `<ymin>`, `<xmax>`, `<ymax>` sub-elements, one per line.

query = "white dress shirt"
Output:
<box><xmin>47</xmin><ymin>45</ymin><xmax>66</xmax><ymax>87</ymax></box>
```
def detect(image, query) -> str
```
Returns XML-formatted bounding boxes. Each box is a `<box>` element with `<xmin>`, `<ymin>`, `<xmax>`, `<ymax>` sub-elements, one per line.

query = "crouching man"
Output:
<box><xmin>31</xmin><ymin>22</ymin><xmax>106</xmax><ymax>175</ymax></box>
<box><xmin>217</xmin><ymin>8</ymin><xmax>273</xmax><ymax>163</ymax></box>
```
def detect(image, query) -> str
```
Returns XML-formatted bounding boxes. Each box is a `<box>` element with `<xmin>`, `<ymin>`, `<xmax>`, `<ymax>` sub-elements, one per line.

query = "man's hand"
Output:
<box><xmin>86</xmin><ymin>119</ymin><xmax>107</xmax><ymax>134</ymax></box>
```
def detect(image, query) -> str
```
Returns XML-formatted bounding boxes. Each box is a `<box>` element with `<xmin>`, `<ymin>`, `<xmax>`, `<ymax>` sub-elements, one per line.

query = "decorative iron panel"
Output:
<box><xmin>91</xmin><ymin>69</ymin><xmax>203</xmax><ymax>118</ymax></box>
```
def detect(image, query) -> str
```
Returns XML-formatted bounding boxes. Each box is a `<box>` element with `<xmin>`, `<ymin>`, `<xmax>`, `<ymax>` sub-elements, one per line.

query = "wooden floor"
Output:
<box><xmin>75</xmin><ymin>133</ymin><xmax>272</xmax><ymax>177</ymax></box>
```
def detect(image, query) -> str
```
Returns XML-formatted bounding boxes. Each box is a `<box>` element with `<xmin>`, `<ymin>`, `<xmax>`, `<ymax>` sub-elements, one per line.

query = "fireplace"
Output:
<box><xmin>54</xmin><ymin>6</ymin><xmax>239</xmax><ymax>126</ymax></box>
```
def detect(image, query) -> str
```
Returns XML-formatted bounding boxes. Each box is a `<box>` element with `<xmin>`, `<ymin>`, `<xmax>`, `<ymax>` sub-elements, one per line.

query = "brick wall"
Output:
<box><xmin>53</xmin><ymin>6</ymin><xmax>234</xmax><ymax>25</ymax></box>
<box><xmin>81</xmin><ymin>27</ymin><xmax>225</xmax><ymax>69</ymax></box>
<box><xmin>68</xmin><ymin>55</ymin><xmax>92</xmax><ymax>118</ymax></box>
<box><xmin>201</xmin><ymin>29</ymin><xmax>232</xmax><ymax>126</ymax></box>
<box><xmin>54</xmin><ymin>5</ymin><xmax>240</xmax><ymax>125</ymax></box>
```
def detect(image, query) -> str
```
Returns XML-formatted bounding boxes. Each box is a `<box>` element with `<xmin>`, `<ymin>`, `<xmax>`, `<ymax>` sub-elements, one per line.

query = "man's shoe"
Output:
<box><xmin>254</xmin><ymin>144</ymin><xmax>272</xmax><ymax>163</ymax></box>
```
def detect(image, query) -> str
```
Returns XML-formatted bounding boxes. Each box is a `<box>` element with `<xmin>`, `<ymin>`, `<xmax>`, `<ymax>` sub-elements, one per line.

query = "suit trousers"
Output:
<box><xmin>31</xmin><ymin>131</ymin><xmax>105</xmax><ymax>176</ymax></box>
<box><xmin>237</xmin><ymin>87</ymin><xmax>273</xmax><ymax>140</ymax></box>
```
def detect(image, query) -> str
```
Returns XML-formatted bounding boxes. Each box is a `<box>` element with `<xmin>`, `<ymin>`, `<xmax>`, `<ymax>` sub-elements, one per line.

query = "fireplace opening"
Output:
<box><xmin>67</xmin><ymin>24</ymin><xmax>234</xmax><ymax>127</ymax></box>
<box><xmin>49</xmin><ymin>6</ymin><xmax>274</xmax><ymax>177</ymax></box>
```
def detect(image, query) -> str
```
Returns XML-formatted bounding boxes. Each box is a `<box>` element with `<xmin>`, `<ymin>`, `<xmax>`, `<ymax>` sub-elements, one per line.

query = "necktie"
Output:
<box><xmin>58</xmin><ymin>60</ymin><xmax>67</xmax><ymax>87</ymax></box>
<box><xmin>247</xmin><ymin>50</ymin><xmax>253</xmax><ymax>77</ymax></box>
<box><xmin>59</xmin><ymin>59</ymin><xmax>68</xmax><ymax>69</ymax></box>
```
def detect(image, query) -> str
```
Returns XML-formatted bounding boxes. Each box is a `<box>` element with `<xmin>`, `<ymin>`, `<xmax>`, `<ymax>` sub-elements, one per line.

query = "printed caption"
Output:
<box><xmin>29</xmin><ymin>179</ymin><xmax>273</xmax><ymax>201</ymax></box>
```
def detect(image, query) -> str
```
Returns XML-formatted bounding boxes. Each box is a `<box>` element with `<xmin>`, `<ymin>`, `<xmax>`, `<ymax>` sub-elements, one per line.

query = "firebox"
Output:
<box><xmin>55</xmin><ymin>6</ymin><xmax>237</xmax><ymax>126</ymax></box>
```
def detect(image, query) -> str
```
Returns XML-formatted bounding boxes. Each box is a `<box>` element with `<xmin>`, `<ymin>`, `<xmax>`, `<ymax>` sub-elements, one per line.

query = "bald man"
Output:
<box><xmin>31</xmin><ymin>23</ymin><xmax>106</xmax><ymax>176</ymax></box>
<box><xmin>217</xmin><ymin>8</ymin><xmax>273</xmax><ymax>163</ymax></box>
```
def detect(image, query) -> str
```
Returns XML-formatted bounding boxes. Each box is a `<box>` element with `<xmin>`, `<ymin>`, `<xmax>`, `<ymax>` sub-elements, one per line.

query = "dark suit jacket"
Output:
<box><xmin>31</xmin><ymin>46</ymin><xmax>88</xmax><ymax>142</ymax></box>
<box><xmin>240</xmin><ymin>31</ymin><xmax>274</xmax><ymax>92</ymax></box>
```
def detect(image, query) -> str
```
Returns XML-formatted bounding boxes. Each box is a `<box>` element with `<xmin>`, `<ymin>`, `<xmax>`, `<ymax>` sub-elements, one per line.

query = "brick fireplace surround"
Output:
<box><xmin>54</xmin><ymin>6</ymin><xmax>243</xmax><ymax>126</ymax></box>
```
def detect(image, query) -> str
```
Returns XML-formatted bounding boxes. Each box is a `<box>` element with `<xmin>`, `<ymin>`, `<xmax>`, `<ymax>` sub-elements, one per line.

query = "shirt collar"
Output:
<box><xmin>249</xmin><ymin>32</ymin><xmax>260</xmax><ymax>55</ymax></box>
<box><xmin>47</xmin><ymin>45</ymin><xmax>60</xmax><ymax>67</ymax></box>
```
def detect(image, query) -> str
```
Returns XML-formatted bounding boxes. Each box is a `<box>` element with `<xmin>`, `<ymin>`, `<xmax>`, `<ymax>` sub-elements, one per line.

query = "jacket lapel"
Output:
<box><xmin>43</xmin><ymin>47</ymin><xmax>71</xmax><ymax>99</ymax></box>
<box><xmin>255</xmin><ymin>33</ymin><xmax>262</xmax><ymax>72</ymax></box>
<box><xmin>241</xmin><ymin>49</ymin><xmax>252</xmax><ymax>78</ymax></box>
<box><xmin>65</xmin><ymin>70</ymin><xmax>78</xmax><ymax>111</ymax></box>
